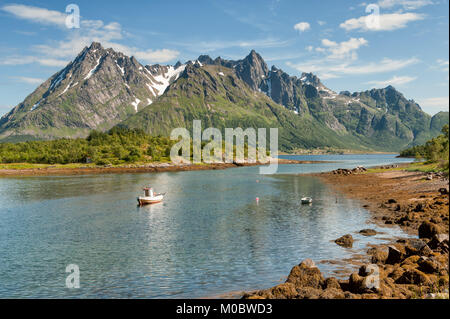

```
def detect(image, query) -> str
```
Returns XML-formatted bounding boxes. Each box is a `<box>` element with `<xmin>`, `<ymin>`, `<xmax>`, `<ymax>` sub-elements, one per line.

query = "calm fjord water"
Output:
<box><xmin>0</xmin><ymin>154</ymin><xmax>413</xmax><ymax>298</ymax></box>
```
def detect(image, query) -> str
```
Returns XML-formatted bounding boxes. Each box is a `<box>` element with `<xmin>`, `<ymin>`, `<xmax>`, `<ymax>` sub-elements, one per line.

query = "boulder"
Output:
<box><xmin>395</xmin><ymin>269</ymin><xmax>431</xmax><ymax>285</ymax></box>
<box><xmin>370</xmin><ymin>248</ymin><xmax>388</xmax><ymax>264</ymax></box>
<box><xmin>319</xmin><ymin>288</ymin><xmax>345</xmax><ymax>299</ymax></box>
<box><xmin>418</xmin><ymin>256</ymin><xmax>445</xmax><ymax>274</ymax></box>
<box><xmin>296</xmin><ymin>287</ymin><xmax>322</xmax><ymax>299</ymax></box>
<box><xmin>385</xmin><ymin>245</ymin><xmax>405</xmax><ymax>264</ymax></box>
<box><xmin>359</xmin><ymin>229</ymin><xmax>377</xmax><ymax>236</ymax></box>
<box><xmin>404</xmin><ymin>239</ymin><xmax>427</xmax><ymax>256</ymax></box>
<box><xmin>335</xmin><ymin>234</ymin><xmax>354</xmax><ymax>248</ymax></box>
<box><xmin>286</xmin><ymin>260</ymin><xmax>325</xmax><ymax>289</ymax></box>
<box><xmin>243</xmin><ymin>282</ymin><xmax>298</xmax><ymax>299</ymax></box>
<box><xmin>301</xmin><ymin>258</ymin><xmax>316</xmax><ymax>268</ymax></box>
<box><xmin>427</xmin><ymin>234</ymin><xmax>449</xmax><ymax>251</ymax></box>
<box><xmin>388</xmin><ymin>266</ymin><xmax>405</xmax><ymax>281</ymax></box>
<box><xmin>418</xmin><ymin>221</ymin><xmax>442</xmax><ymax>239</ymax></box>
<box><xmin>348</xmin><ymin>273</ymin><xmax>375</xmax><ymax>294</ymax></box>
<box><xmin>419</xmin><ymin>244</ymin><xmax>434</xmax><ymax>257</ymax></box>
<box><xmin>323</xmin><ymin>277</ymin><xmax>342</xmax><ymax>290</ymax></box>
<box><xmin>266</xmin><ymin>283</ymin><xmax>298</xmax><ymax>299</ymax></box>
<box><xmin>401</xmin><ymin>255</ymin><xmax>420</xmax><ymax>267</ymax></box>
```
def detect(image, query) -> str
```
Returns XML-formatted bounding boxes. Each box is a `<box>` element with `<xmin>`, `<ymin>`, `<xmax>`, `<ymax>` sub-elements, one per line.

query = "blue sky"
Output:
<box><xmin>0</xmin><ymin>0</ymin><xmax>448</xmax><ymax>115</ymax></box>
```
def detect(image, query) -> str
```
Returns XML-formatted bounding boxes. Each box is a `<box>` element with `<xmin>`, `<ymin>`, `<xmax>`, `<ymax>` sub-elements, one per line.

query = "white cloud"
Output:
<box><xmin>123</xmin><ymin>48</ymin><xmax>179</xmax><ymax>64</ymax></box>
<box><xmin>321</xmin><ymin>39</ymin><xmax>337</xmax><ymax>47</ymax></box>
<box><xmin>340</xmin><ymin>12</ymin><xmax>425</xmax><ymax>31</ymax></box>
<box><xmin>294</xmin><ymin>22</ymin><xmax>311</xmax><ymax>32</ymax></box>
<box><xmin>417</xmin><ymin>97</ymin><xmax>449</xmax><ymax>115</ymax></box>
<box><xmin>11</xmin><ymin>76</ymin><xmax>44</xmax><ymax>84</ymax></box>
<box><xmin>306</xmin><ymin>45</ymin><xmax>314</xmax><ymax>52</ymax></box>
<box><xmin>2</xmin><ymin>4</ymin><xmax>67</xmax><ymax>27</ymax></box>
<box><xmin>320</xmin><ymin>37</ymin><xmax>368</xmax><ymax>60</ymax></box>
<box><xmin>287</xmin><ymin>57</ymin><xmax>419</xmax><ymax>79</ymax></box>
<box><xmin>0</xmin><ymin>56</ymin><xmax>68</xmax><ymax>67</ymax></box>
<box><xmin>377</xmin><ymin>0</ymin><xmax>433</xmax><ymax>10</ymax></box>
<box><xmin>37</xmin><ymin>58</ymin><xmax>70</xmax><ymax>67</ymax></box>
<box><xmin>1</xmin><ymin>4</ymin><xmax>180</xmax><ymax>65</ymax></box>
<box><xmin>366</xmin><ymin>75</ymin><xmax>417</xmax><ymax>87</ymax></box>
<box><xmin>171</xmin><ymin>38</ymin><xmax>291</xmax><ymax>53</ymax></box>
<box><xmin>317</xmin><ymin>20</ymin><xmax>326</xmax><ymax>26</ymax></box>
<box><xmin>437</xmin><ymin>59</ymin><xmax>449</xmax><ymax>72</ymax></box>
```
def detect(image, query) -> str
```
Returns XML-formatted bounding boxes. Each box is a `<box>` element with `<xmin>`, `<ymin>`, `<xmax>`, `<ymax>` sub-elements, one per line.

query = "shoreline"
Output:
<box><xmin>243</xmin><ymin>165</ymin><xmax>449</xmax><ymax>299</ymax></box>
<box><xmin>0</xmin><ymin>158</ymin><xmax>332</xmax><ymax>177</ymax></box>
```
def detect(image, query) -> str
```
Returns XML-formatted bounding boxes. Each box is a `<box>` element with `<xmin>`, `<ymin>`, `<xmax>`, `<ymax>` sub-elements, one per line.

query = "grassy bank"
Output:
<box><xmin>365</xmin><ymin>161</ymin><xmax>448</xmax><ymax>174</ymax></box>
<box><xmin>399</xmin><ymin>124</ymin><xmax>449</xmax><ymax>173</ymax></box>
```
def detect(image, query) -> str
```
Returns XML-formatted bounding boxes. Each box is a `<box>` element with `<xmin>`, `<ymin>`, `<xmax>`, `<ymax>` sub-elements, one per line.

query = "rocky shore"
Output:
<box><xmin>243</xmin><ymin>165</ymin><xmax>449</xmax><ymax>299</ymax></box>
<box><xmin>0</xmin><ymin>158</ymin><xmax>319</xmax><ymax>176</ymax></box>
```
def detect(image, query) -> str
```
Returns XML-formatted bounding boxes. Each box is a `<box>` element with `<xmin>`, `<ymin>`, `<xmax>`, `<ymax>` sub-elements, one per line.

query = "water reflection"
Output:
<box><xmin>0</xmin><ymin>155</ymin><xmax>413</xmax><ymax>298</ymax></box>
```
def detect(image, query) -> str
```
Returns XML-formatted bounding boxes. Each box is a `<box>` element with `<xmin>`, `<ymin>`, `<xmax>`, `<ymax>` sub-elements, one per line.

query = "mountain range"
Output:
<box><xmin>0</xmin><ymin>42</ymin><xmax>447</xmax><ymax>152</ymax></box>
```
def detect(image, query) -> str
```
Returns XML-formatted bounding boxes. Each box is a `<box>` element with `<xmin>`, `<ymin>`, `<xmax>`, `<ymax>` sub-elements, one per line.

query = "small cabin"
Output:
<box><xmin>143</xmin><ymin>187</ymin><xmax>154</xmax><ymax>197</ymax></box>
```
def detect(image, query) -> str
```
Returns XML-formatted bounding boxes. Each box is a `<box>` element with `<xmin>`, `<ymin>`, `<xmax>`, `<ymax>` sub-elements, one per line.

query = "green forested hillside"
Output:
<box><xmin>400</xmin><ymin>124</ymin><xmax>449</xmax><ymax>171</ymax></box>
<box><xmin>0</xmin><ymin>128</ymin><xmax>175</xmax><ymax>165</ymax></box>
<box><xmin>119</xmin><ymin>64</ymin><xmax>374</xmax><ymax>152</ymax></box>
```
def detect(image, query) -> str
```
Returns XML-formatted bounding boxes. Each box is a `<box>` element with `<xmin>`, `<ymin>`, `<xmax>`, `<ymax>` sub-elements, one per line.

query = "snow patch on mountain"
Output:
<box><xmin>84</xmin><ymin>57</ymin><xmax>102</xmax><ymax>80</ymax></box>
<box><xmin>152</xmin><ymin>65</ymin><xmax>186</xmax><ymax>95</ymax></box>
<box><xmin>131</xmin><ymin>98</ymin><xmax>141</xmax><ymax>112</ymax></box>
<box><xmin>116</xmin><ymin>60</ymin><xmax>125</xmax><ymax>75</ymax></box>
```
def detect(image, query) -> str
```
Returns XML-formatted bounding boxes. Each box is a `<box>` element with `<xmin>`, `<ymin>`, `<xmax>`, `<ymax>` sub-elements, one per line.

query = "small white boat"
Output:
<box><xmin>137</xmin><ymin>187</ymin><xmax>165</xmax><ymax>206</ymax></box>
<box><xmin>301</xmin><ymin>197</ymin><xmax>313</xmax><ymax>204</ymax></box>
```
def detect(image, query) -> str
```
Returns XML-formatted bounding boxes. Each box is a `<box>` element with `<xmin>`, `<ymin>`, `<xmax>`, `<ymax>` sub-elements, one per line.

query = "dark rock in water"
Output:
<box><xmin>359</xmin><ymin>229</ymin><xmax>377</xmax><ymax>236</ymax></box>
<box><xmin>386</xmin><ymin>245</ymin><xmax>404</xmax><ymax>264</ymax></box>
<box><xmin>438</xmin><ymin>187</ymin><xmax>449</xmax><ymax>195</ymax></box>
<box><xmin>286</xmin><ymin>259</ymin><xmax>325</xmax><ymax>289</ymax></box>
<box><xmin>418</xmin><ymin>221</ymin><xmax>442</xmax><ymax>239</ymax></box>
<box><xmin>335</xmin><ymin>234</ymin><xmax>354</xmax><ymax>248</ymax></box>
<box><xmin>387</xmin><ymin>199</ymin><xmax>397</xmax><ymax>204</ymax></box>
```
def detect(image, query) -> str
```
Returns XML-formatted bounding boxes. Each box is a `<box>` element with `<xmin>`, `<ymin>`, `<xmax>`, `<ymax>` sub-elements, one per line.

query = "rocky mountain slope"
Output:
<box><xmin>197</xmin><ymin>51</ymin><xmax>447</xmax><ymax>150</ymax></box>
<box><xmin>118</xmin><ymin>63</ymin><xmax>366</xmax><ymax>151</ymax></box>
<box><xmin>0</xmin><ymin>42</ymin><xmax>187</xmax><ymax>142</ymax></box>
<box><xmin>0</xmin><ymin>42</ymin><xmax>447</xmax><ymax>151</ymax></box>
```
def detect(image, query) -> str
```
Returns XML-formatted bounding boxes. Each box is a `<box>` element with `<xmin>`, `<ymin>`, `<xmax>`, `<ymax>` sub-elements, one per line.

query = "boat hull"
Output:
<box><xmin>137</xmin><ymin>195</ymin><xmax>164</xmax><ymax>206</ymax></box>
